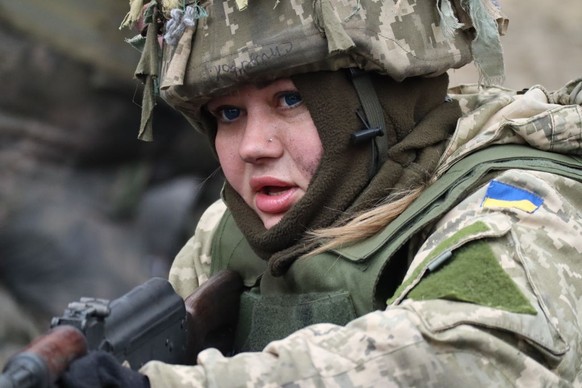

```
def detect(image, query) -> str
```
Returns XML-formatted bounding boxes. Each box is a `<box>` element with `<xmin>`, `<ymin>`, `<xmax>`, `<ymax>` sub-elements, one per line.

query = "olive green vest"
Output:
<box><xmin>210</xmin><ymin>145</ymin><xmax>582</xmax><ymax>353</ymax></box>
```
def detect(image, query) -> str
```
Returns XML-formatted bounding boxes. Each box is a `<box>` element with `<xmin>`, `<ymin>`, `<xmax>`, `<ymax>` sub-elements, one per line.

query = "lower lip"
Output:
<box><xmin>255</xmin><ymin>188</ymin><xmax>298</xmax><ymax>215</ymax></box>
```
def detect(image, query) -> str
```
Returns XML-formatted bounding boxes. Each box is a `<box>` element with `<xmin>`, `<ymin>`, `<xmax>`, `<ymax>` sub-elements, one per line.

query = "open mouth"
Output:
<box><xmin>262</xmin><ymin>186</ymin><xmax>291</xmax><ymax>195</ymax></box>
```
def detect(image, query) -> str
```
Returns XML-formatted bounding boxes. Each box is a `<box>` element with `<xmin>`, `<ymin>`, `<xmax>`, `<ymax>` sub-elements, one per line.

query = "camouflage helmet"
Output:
<box><xmin>123</xmin><ymin>0</ymin><xmax>507</xmax><ymax>140</ymax></box>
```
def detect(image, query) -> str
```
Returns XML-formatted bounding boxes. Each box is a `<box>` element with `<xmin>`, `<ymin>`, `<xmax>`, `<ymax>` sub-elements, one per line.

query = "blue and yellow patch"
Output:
<box><xmin>482</xmin><ymin>180</ymin><xmax>543</xmax><ymax>213</ymax></box>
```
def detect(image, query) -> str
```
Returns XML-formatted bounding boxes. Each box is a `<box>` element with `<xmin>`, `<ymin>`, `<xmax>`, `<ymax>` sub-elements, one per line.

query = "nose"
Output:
<box><xmin>238</xmin><ymin>109</ymin><xmax>282</xmax><ymax>163</ymax></box>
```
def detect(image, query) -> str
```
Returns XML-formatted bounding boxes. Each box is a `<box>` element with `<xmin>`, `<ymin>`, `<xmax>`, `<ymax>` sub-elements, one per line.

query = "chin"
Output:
<box><xmin>262</xmin><ymin>215</ymin><xmax>284</xmax><ymax>230</ymax></box>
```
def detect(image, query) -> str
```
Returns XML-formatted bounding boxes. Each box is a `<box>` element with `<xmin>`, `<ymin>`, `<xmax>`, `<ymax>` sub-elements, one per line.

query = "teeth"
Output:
<box><xmin>264</xmin><ymin>186</ymin><xmax>287</xmax><ymax>195</ymax></box>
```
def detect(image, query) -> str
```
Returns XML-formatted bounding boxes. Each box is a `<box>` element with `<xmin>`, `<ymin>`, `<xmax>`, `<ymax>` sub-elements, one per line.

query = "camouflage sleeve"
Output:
<box><xmin>168</xmin><ymin>200</ymin><xmax>227</xmax><ymax>299</ymax></box>
<box><xmin>141</xmin><ymin>170</ymin><xmax>582</xmax><ymax>386</ymax></box>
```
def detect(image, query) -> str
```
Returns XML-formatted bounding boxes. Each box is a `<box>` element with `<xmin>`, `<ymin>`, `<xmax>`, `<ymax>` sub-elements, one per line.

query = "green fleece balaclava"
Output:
<box><xmin>222</xmin><ymin>71</ymin><xmax>462</xmax><ymax>275</ymax></box>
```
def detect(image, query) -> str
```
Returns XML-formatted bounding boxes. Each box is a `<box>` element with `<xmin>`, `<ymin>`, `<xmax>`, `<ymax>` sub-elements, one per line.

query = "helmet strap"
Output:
<box><xmin>348</xmin><ymin>68</ymin><xmax>387</xmax><ymax>179</ymax></box>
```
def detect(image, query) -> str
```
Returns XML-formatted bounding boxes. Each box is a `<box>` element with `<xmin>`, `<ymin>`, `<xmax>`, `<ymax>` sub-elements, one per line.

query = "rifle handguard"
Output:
<box><xmin>0</xmin><ymin>325</ymin><xmax>87</xmax><ymax>388</ymax></box>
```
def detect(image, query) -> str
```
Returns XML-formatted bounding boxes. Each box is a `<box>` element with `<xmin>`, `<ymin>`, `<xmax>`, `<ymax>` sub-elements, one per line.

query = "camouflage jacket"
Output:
<box><xmin>141</xmin><ymin>78</ymin><xmax>582</xmax><ymax>387</ymax></box>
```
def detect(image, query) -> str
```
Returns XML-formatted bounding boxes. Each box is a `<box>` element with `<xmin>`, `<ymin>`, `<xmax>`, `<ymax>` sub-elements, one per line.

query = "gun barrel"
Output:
<box><xmin>0</xmin><ymin>325</ymin><xmax>87</xmax><ymax>388</ymax></box>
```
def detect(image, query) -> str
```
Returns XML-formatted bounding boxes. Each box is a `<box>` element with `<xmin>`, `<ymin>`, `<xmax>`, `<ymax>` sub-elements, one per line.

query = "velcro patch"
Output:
<box><xmin>482</xmin><ymin>180</ymin><xmax>543</xmax><ymax>213</ymax></box>
<box><xmin>407</xmin><ymin>240</ymin><xmax>536</xmax><ymax>314</ymax></box>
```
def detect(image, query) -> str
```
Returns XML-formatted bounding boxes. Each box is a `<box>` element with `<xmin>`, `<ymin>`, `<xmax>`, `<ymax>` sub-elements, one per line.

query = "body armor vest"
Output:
<box><xmin>210</xmin><ymin>145</ymin><xmax>582</xmax><ymax>353</ymax></box>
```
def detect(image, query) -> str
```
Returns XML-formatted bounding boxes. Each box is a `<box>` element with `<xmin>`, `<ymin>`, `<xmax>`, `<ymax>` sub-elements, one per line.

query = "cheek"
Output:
<box><xmin>291</xmin><ymin>124</ymin><xmax>323</xmax><ymax>179</ymax></box>
<box><xmin>214</xmin><ymin>133</ymin><xmax>229</xmax><ymax>167</ymax></box>
<box><xmin>298</xmin><ymin>144</ymin><xmax>322</xmax><ymax>178</ymax></box>
<box><xmin>215</xmin><ymin>132</ymin><xmax>243</xmax><ymax>184</ymax></box>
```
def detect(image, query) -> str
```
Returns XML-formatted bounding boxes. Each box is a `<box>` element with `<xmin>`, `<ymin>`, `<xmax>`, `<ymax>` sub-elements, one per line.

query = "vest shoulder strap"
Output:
<box><xmin>334</xmin><ymin>144</ymin><xmax>582</xmax><ymax>261</ymax></box>
<box><xmin>210</xmin><ymin>209</ymin><xmax>266</xmax><ymax>287</ymax></box>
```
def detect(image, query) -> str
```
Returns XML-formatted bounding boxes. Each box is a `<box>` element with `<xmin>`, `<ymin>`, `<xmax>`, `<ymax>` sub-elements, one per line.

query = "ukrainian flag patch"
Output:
<box><xmin>482</xmin><ymin>180</ymin><xmax>543</xmax><ymax>213</ymax></box>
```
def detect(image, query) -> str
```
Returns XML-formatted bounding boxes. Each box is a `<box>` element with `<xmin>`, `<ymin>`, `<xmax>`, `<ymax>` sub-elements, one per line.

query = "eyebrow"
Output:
<box><xmin>209</xmin><ymin>78</ymin><xmax>291</xmax><ymax>105</ymax></box>
<box><xmin>254</xmin><ymin>79</ymin><xmax>278</xmax><ymax>89</ymax></box>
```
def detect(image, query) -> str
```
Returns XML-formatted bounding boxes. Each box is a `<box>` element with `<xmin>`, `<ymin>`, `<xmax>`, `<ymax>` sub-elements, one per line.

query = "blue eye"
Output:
<box><xmin>220</xmin><ymin>107</ymin><xmax>241</xmax><ymax>122</ymax></box>
<box><xmin>280</xmin><ymin>92</ymin><xmax>302</xmax><ymax>108</ymax></box>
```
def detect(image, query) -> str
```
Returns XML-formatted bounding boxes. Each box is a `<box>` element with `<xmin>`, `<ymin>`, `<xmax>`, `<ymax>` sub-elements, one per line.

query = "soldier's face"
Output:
<box><xmin>209</xmin><ymin>78</ymin><xmax>323</xmax><ymax>229</ymax></box>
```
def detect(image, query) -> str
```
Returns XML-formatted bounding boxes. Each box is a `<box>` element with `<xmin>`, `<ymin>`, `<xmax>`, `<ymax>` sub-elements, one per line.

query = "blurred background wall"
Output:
<box><xmin>0</xmin><ymin>0</ymin><xmax>224</xmax><ymax>364</ymax></box>
<box><xmin>0</xmin><ymin>0</ymin><xmax>580</xmax><ymax>365</ymax></box>
<box><xmin>449</xmin><ymin>0</ymin><xmax>582</xmax><ymax>89</ymax></box>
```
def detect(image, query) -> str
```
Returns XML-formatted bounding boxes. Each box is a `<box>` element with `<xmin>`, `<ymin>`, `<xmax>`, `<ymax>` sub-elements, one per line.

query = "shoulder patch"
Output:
<box><xmin>482</xmin><ymin>180</ymin><xmax>543</xmax><ymax>213</ymax></box>
<box><xmin>407</xmin><ymin>240</ymin><xmax>537</xmax><ymax>314</ymax></box>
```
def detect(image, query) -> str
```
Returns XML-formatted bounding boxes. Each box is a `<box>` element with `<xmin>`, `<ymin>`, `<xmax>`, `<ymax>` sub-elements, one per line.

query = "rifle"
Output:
<box><xmin>0</xmin><ymin>270</ymin><xmax>244</xmax><ymax>388</ymax></box>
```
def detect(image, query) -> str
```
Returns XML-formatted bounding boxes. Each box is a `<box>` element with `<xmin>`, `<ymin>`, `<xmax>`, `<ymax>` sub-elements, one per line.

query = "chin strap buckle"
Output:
<box><xmin>351</xmin><ymin>108</ymin><xmax>384</xmax><ymax>145</ymax></box>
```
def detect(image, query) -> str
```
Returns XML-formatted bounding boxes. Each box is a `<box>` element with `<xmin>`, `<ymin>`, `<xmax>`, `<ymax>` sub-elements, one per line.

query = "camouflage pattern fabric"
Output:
<box><xmin>157</xmin><ymin>0</ymin><xmax>507</xmax><ymax>126</ymax></box>
<box><xmin>142</xmin><ymin>79</ymin><xmax>582</xmax><ymax>386</ymax></box>
<box><xmin>169</xmin><ymin>200</ymin><xmax>227</xmax><ymax>298</ymax></box>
